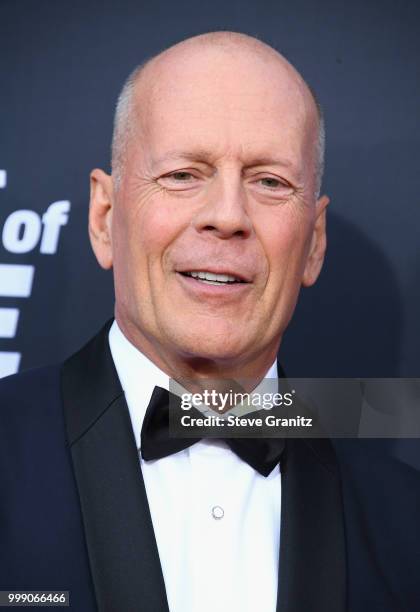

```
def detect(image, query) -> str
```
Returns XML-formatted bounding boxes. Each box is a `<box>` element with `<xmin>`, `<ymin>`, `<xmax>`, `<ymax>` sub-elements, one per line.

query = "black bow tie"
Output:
<box><xmin>140</xmin><ymin>386</ymin><xmax>285</xmax><ymax>477</ymax></box>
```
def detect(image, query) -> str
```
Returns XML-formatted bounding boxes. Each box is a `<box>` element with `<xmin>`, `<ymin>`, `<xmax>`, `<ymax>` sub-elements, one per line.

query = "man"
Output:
<box><xmin>0</xmin><ymin>31</ymin><xmax>418</xmax><ymax>612</ymax></box>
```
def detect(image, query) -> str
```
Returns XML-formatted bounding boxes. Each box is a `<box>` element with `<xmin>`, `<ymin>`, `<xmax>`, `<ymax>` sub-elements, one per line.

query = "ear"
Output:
<box><xmin>89</xmin><ymin>169</ymin><xmax>114</xmax><ymax>269</ymax></box>
<box><xmin>302</xmin><ymin>194</ymin><xmax>330</xmax><ymax>287</ymax></box>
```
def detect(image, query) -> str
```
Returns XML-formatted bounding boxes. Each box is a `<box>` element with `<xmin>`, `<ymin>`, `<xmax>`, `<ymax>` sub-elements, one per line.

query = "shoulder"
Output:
<box><xmin>0</xmin><ymin>364</ymin><xmax>62</xmax><ymax>415</ymax></box>
<box><xmin>0</xmin><ymin>362</ymin><xmax>60</xmax><ymax>394</ymax></box>
<box><xmin>0</xmin><ymin>364</ymin><xmax>65</xmax><ymax>451</ymax></box>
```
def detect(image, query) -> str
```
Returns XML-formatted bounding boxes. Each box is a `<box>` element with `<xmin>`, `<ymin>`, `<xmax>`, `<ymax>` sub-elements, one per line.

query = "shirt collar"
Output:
<box><xmin>109</xmin><ymin>320</ymin><xmax>169</xmax><ymax>450</ymax></box>
<box><xmin>108</xmin><ymin>319</ymin><xmax>278</xmax><ymax>449</ymax></box>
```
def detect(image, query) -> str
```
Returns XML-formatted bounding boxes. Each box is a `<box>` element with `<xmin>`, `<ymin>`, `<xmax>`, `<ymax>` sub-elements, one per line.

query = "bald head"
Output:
<box><xmin>111</xmin><ymin>31</ymin><xmax>325</xmax><ymax>197</ymax></box>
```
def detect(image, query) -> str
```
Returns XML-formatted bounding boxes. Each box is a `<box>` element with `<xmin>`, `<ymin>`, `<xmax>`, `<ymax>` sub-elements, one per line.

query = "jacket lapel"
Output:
<box><xmin>277</xmin><ymin>437</ymin><xmax>347</xmax><ymax>612</ymax></box>
<box><xmin>61</xmin><ymin>320</ymin><xmax>169</xmax><ymax>612</ymax></box>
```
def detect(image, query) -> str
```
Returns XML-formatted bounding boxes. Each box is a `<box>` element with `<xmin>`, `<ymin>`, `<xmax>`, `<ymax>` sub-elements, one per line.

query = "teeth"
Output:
<box><xmin>189</xmin><ymin>271</ymin><xmax>240</xmax><ymax>283</ymax></box>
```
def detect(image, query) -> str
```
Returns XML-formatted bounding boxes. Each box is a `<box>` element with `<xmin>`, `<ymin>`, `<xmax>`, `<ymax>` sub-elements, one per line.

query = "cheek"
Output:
<box><xmin>259</xmin><ymin>211</ymin><xmax>312</xmax><ymax>289</ymax></box>
<box><xmin>114</xmin><ymin>195</ymin><xmax>189</xmax><ymax>277</ymax></box>
<box><xmin>138</xmin><ymin>201</ymin><xmax>188</xmax><ymax>270</ymax></box>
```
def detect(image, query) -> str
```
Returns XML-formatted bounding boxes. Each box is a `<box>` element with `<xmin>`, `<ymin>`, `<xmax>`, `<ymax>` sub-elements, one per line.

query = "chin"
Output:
<box><xmin>170</xmin><ymin>326</ymin><xmax>251</xmax><ymax>363</ymax></box>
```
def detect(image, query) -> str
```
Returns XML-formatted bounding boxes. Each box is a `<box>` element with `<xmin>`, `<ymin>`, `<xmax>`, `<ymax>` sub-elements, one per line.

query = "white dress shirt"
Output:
<box><xmin>109</xmin><ymin>320</ymin><xmax>281</xmax><ymax>612</ymax></box>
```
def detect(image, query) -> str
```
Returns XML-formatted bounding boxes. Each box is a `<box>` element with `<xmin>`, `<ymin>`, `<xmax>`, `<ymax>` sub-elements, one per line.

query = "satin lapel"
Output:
<box><xmin>61</xmin><ymin>321</ymin><xmax>169</xmax><ymax>612</ymax></box>
<box><xmin>277</xmin><ymin>437</ymin><xmax>347</xmax><ymax>612</ymax></box>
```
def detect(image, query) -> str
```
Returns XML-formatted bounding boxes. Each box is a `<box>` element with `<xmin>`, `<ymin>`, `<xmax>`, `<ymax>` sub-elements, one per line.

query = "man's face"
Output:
<box><xmin>91</xmin><ymin>47</ymin><xmax>328</xmax><ymax>371</ymax></box>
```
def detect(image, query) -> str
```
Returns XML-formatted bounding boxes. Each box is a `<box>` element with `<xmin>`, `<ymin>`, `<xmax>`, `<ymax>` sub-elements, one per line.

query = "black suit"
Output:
<box><xmin>0</xmin><ymin>321</ymin><xmax>418</xmax><ymax>611</ymax></box>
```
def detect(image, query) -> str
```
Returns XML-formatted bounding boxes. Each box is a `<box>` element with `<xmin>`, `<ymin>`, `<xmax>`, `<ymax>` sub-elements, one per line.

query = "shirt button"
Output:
<box><xmin>211</xmin><ymin>505</ymin><xmax>224</xmax><ymax>520</ymax></box>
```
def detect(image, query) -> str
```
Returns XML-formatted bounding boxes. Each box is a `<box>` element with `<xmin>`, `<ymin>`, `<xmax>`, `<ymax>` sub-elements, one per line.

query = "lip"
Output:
<box><xmin>175</xmin><ymin>268</ymin><xmax>252</xmax><ymax>283</ymax></box>
<box><xmin>175</xmin><ymin>271</ymin><xmax>252</xmax><ymax>299</ymax></box>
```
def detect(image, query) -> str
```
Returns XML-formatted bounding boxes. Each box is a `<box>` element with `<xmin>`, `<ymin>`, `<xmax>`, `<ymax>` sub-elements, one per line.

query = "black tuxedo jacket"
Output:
<box><xmin>0</xmin><ymin>321</ymin><xmax>419</xmax><ymax>611</ymax></box>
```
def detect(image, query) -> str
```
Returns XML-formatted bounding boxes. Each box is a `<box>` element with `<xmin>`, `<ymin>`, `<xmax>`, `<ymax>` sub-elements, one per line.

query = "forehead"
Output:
<box><xmin>133</xmin><ymin>46</ymin><xmax>316</xmax><ymax>168</ymax></box>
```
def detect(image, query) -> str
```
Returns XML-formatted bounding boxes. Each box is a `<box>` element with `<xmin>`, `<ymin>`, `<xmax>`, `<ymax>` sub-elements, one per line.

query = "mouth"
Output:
<box><xmin>178</xmin><ymin>270</ymin><xmax>249</xmax><ymax>286</ymax></box>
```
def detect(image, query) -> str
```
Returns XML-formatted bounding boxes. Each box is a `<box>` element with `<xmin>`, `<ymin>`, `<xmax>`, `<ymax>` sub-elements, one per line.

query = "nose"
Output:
<box><xmin>192</xmin><ymin>169</ymin><xmax>253</xmax><ymax>239</ymax></box>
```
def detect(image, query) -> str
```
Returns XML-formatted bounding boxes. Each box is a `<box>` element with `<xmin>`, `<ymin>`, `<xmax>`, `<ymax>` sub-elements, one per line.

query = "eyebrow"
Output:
<box><xmin>152</xmin><ymin>149</ymin><xmax>296</xmax><ymax>170</ymax></box>
<box><xmin>242</xmin><ymin>157</ymin><xmax>294</xmax><ymax>170</ymax></box>
<box><xmin>152</xmin><ymin>149</ymin><xmax>216</xmax><ymax>167</ymax></box>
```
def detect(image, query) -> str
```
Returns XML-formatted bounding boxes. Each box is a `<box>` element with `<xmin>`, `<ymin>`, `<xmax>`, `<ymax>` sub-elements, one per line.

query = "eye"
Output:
<box><xmin>258</xmin><ymin>176</ymin><xmax>290</xmax><ymax>189</ymax></box>
<box><xmin>169</xmin><ymin>171</ymin><xmax>194</xmax><ymax>181</ymax></box>
<box><xmin>157</xmin><ymin>170</ymin><xmax>200</xmax><ymax>190</ymax></box>
<box><xmin>260</xmin><ymin>177</ymin><xmax>281</xmax><ymax>188</ymax></box>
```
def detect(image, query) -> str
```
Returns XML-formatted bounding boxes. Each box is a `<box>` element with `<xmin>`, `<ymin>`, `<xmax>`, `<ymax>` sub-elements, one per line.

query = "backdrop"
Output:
<box><xmin>1</xmin><ymin>0</ymin><xmax>419</xmax><ymax>378</ymax></box>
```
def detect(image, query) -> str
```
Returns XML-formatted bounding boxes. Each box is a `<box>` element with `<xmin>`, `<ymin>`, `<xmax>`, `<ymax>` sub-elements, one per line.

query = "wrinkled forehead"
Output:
<box><xmin>131</xmin><ymin>45</ymin><xmax>318</xmax><ymax>170</ymax></box>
